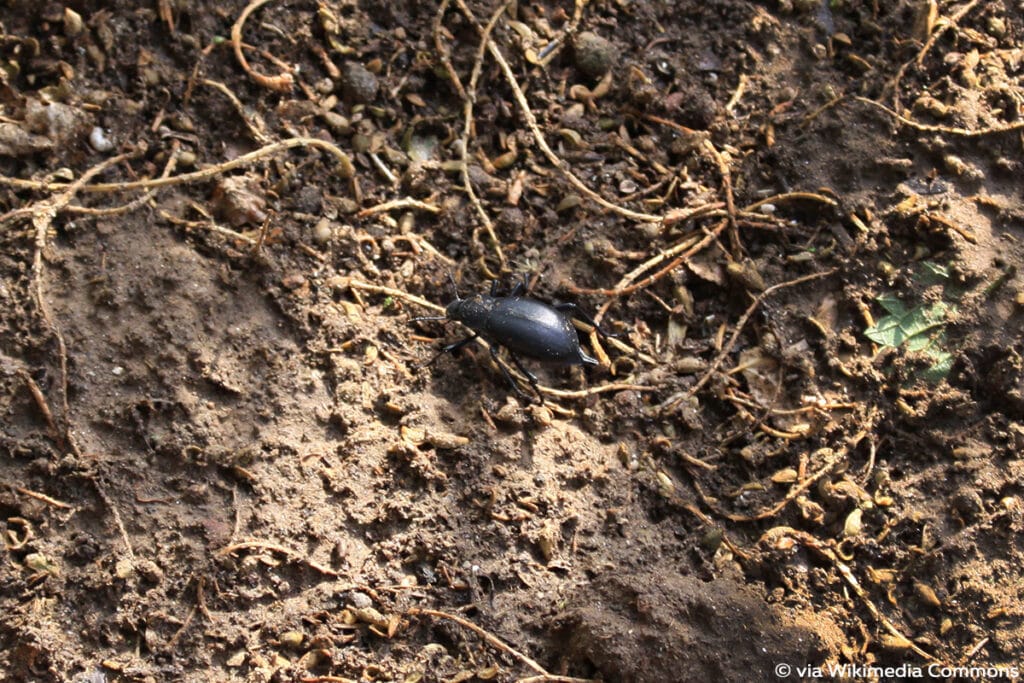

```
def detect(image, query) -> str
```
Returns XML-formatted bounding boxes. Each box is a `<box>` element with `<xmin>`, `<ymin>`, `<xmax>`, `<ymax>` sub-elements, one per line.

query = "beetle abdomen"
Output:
<box><xmin>485</xmin><ymin>297</ymin><xmax>595</xmax><ymax>365</ymax></box>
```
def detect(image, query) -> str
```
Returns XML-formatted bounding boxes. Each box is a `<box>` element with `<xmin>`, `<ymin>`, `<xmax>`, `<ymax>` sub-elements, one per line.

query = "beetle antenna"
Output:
<box><xmin>446</xmin><ymin>270</ymin><xmax>461</xmax><ymax>301</ymax></box>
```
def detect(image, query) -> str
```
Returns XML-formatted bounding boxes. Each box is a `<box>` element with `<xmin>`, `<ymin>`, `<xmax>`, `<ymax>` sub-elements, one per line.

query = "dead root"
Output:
<box><xmin>231</xmin><ymin>0</ymin><xmax>295</xmax><ymax>93</ymax></box>
<box><xmin>855</xmin><ymin>96</ymin><xmax>1024</xmax><ymax>138</ymax></box>
<box><xmin>0</xmin><ymin>136</ymin><xmax>355</xmax><ymax>195</ymax></box>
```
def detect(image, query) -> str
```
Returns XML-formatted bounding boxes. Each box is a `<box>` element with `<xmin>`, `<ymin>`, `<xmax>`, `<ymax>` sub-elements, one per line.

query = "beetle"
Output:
<box><xmin>411</xmin><ymin>274</ymin><xmax>617</xmax><ymax>402</ymax></box>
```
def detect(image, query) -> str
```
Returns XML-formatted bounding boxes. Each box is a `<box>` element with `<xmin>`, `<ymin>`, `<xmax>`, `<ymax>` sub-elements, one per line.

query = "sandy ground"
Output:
<box><xmin>1</xmin><ymin>1</ymin><xmax>1023</xmax><ymax>681</ymax></box>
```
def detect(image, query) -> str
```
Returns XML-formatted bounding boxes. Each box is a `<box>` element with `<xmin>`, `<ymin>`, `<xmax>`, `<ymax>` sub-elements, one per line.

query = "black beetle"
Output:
<box><xmin>412</xmin><ymin>275</ymin><xmax>617</xmax><ymax>402</ymax></box>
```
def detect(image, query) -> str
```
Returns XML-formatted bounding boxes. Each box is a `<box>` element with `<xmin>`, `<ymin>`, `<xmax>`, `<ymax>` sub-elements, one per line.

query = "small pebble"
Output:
<box><xmin>312</xmin><ymin>218</ymin><xmax>333</xmax><ymax>245</ymax></box>
<box><xmin>573</xmin><ymin>32</ymin><xmax>617</xmax><ymax>80</ymax></box>
<box><xmin>348</xmin><ymin>590</ymin><xmax>373</xmax><ymax>609</ymax></box>
<box><xmin>322</xmin><ymin>111</ymin><xmax>351</xmax><ymax>135</ymax></box>
<box><xmin>340</xmin><ymin>62</ymin><xmax>379</xmax><ymax>104</ymax></box>
<box><xmin>279</xmin><ymin>630</ymin><xmax>304</xmax><ymax>649</ymax></box>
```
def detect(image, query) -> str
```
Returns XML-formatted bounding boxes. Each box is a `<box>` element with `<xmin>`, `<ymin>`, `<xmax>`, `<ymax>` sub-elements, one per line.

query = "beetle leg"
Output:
<box><xmin>419</xmin><ymin>333</ymin><xmax>478</xmax><ymax>369</ymax></box>
<box><xmin>508</xmin><ymin>274</ymin><xmax>531</xmax><ymax>297</ymax></box>
<box><xmin>441</xmin><ymin>333</ymin><xmax>479</xmax><ymax>355</ymax></box>
<box><xmin>504</xmin><ymin>350</ymin><xmax>544</xmax><ymax>404</ymax></box>
<box><xmin>489</xmin><ymin>346</ymin><xmax>541</xmax><ymax>404</ymax></box>
<box><xmin>553</xmin><ymin>303</ymin><xmax>622</xmax><ymax>338</ymax></box>
<box><xmin>446</xmin><ymin>271</ymin><xmax>461</xmax><ymax>300</ymax></box>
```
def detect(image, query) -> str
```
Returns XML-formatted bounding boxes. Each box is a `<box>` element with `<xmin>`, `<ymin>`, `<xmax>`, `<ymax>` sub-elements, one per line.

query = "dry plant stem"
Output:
<box><xmin>856</xmin><ymin>96</ymin><xmax>1024</xmax><ymax>137</ymax></box>
<box><xmin>594</xmin><ymin>220</ymin><xmax>729</xmax><ymax>323</ymax></box>
<box><xmin>347</xmin><ymin>279</ymin><xmax>445</xmax><ymax>313</ymax></box>
<box><xmin>90</xmin><ymin>477</ymin><xmax>136</xmax><ymax>563</ymax></box>
<box><xmin>201</xmin><ymin>78</ymin><xmax>271</xmax><ymax>143</ymax></box>
<box><xmin>666</xmin><ymin>495</ymin><xmax>751</xmax><ymax>561</ymax></box>
<box><xmin>915</xmin><ymin>0</ymin><xmax>981</xmax><ymax>68</ymax></box>
<box><xmin>19</xmin><ymin>370</ymin><xmax>64</xmax><ymax>448</ymax></box>
<box><xmin>160</xmin><ymin>210</ymin><xmax>258</xmax><ymax>245</ymax></box>
<box><xmin>17</xmin><ymin>147</ymin><xmax>197</xmax><ymax>577</ymax></box>
<box><xmin>567</xmin><ymin>220</ymin><xmax>707</xmax><ymax>297</ymax></box>
<box><xmin>355</xmin><ymin>197</ymin><xmax>441</xmax><ymax>218</ymax></box>
<box><xmin>659</xmin><ymin>269</ymin><xmax>837</xmax><ymax>411</ymax></box>
<box><xmin>67</xmin><ymin>141</ymin><xmax>180</xmax><ymax>217</ymax></box>
<box><xmin>604</xmin><ymin>335</ymin><xmax>657</xmax><ymax>365</ymax></box>
<box><xmin>703</xmin><ymin>139</ymin><xmax>741</xmax><ymax>257</ymax></box>
<box><xmin>532</xmin><ymin>0</ymin><xmax>588</xmax><ymax>66</ymax></box>
<box><xmin>456</xmin><ymin>1</ymin><xmax>662</xmax><ymax>225</ymax></box>
<box><xmin>253</xmin><ymin>215</ymin><xmax>272</xmax><ymax>257</ymax></box>
<box><xmin>30</xmin><ymin>151</ymin><xmax>135</xmax><ymax>447</ymax></box>
<box><xmin>743</xmin><ymin>191</ymin><xmax>837</xmax><ymax>211</ymax></box>
<box><xmin>158</xmin><ymin>0</ymin><xmax>174</xmax><ymax>31</ymax></box>
<box><xmin>432</xmin><ymin>0</ymin><xmax>503</xmax><ymax>274</ymax></box>
<box><xmin>4</xmin><ymin>517</ymin><xmax>32</xmax><ymax>550</ymax></box>
<box><xmin>539</xmin><ymin>381</ymin><xmax>657</xmax><ymax>400</ymax></box>
<box><xmin>166</xmin><ymin>581</ymin><xmax>199</xmax><ymax>650</ymax></box>
<box><xmin>16</xmin><ymin>487</ymin><xmax>74</xmax><ymax>510</ymax></box>
<box><xmin>408</xmin><ymin>607</ymin><xmax>547</xmax><ymax>676</ymax></box>
<box><xmin>0</xmin><ymin>137</ymin><xmax>355</xmax><ymax>193</ymax></box>
<box><xmin>458</xmin><ymin>0</ymin><xmax>511</xmax><ymax>276</ymax></box>
<box><xmin>926</xmin><ymin>212</ymin><xmax>977</xmax><ymax>243</ymax></box>
<box><xmin>231</xmin><ymin>0</ymin><xmax>294</xmax><ymax>92</ymax></box>
<box><xmin>961</xmin><ymin>637</ymin><xmax>990</xmax><ymax>664</ymax></box>
<box><xmin>582</xmin><ymin>192</ymin><xmax>834</xmax><ymax>319</ymax></box>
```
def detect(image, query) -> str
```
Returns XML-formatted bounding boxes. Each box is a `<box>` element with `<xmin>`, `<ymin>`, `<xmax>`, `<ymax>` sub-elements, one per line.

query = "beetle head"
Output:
<box><xmin>445</xmin><ymin>297</ymin><xmax>465</xmax><ymax>320</ymax></box>
<box><xmin>445</xmin><ymin>294</ymin><xmax>489</xmax><ymax>328</ymax></box>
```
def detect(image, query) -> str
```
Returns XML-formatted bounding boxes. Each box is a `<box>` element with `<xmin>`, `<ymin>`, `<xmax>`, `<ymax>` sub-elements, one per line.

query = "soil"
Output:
<box><xmin>1</xmin><ymin>1</ymin><xmax>1023</xmax><ymax>682</ymax></box>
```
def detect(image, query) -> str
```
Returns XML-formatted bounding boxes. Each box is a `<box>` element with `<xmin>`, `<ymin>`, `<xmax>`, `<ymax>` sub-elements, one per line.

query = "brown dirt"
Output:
<box><xmin>2</xmin><ymin>1</ymin><xmax>1023</xmax><ymax>681</ymax></box>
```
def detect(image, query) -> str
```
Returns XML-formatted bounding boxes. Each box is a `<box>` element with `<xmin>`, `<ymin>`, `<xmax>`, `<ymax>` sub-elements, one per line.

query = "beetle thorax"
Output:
<box><xmin>446</xmin><ymin>296</ymin><xmax>491</xmax><ymax>329</ymax></box>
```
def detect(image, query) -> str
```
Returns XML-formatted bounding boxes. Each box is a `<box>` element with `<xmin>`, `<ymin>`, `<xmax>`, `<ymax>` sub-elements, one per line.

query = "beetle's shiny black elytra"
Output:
<box><xmin>412</xmin><ymin>276</ymin><xmax>615</xmax><ymax>402</ymax></box>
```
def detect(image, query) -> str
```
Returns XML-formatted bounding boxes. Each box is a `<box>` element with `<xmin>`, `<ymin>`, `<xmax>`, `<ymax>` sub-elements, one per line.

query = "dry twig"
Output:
<box><xmin>15</xmin><ymin>487</ymin><xmax>74</xmax><ymax>510</ymax></box>
<box><xmin>459</xmin><ymin>0</ymin><xmax>512</xmax><ymax>277</ymax></box>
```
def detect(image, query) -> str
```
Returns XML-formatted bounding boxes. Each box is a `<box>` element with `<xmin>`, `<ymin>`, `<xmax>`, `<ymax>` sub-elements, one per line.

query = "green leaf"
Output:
<box><xmin>864</xmin><ymin>299</ymin><xmax>948</xmax><ymax>348</ymax></box>
<box><xmin>919</xmin><ymin>351</ymin><xmax>954</xmax><ymax>382</ymax></box>
<box><xmin>876</xmin><ymin>293</ymin><xmax>908</xmax><ymax>317</ymax></box>
<box><xmin>913</xmin><ymin>261</ymin><xmax>950</xmax><ymax>287</ymax></box>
